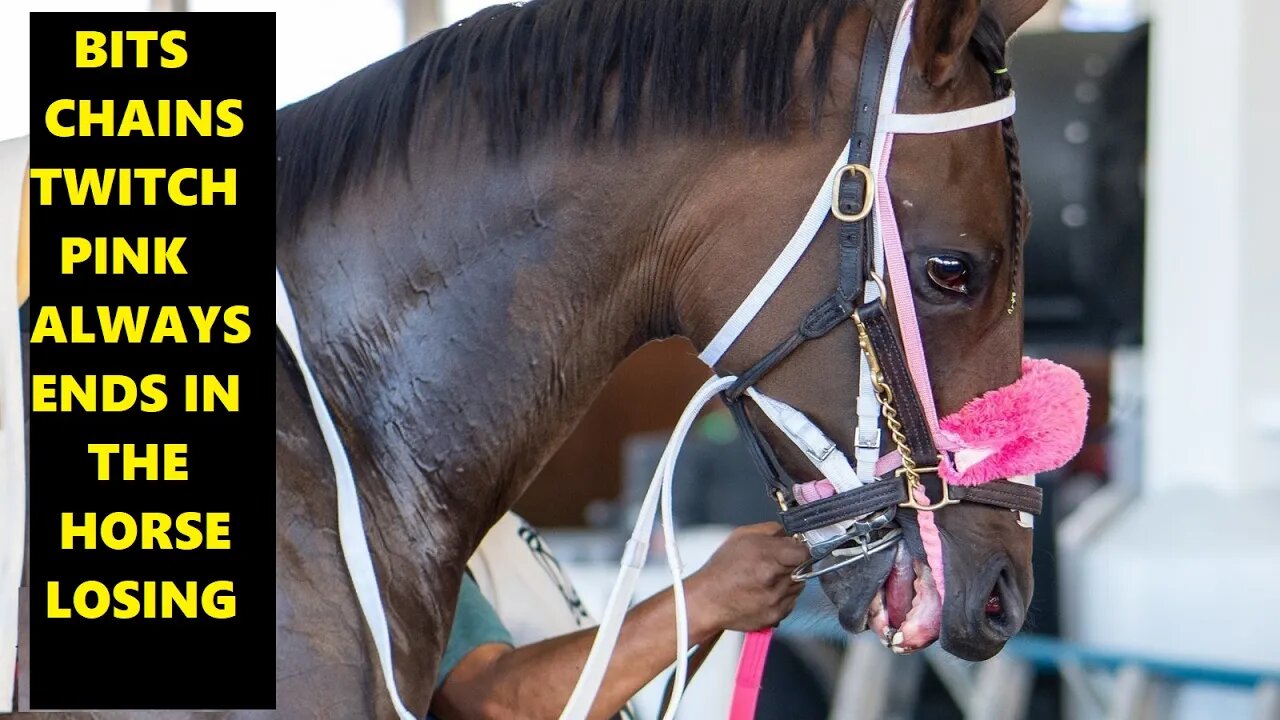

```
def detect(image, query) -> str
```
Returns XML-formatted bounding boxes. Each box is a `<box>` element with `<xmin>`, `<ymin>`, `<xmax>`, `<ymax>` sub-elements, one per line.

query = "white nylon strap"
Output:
<box><xmin>853</xmin><ymin>275</ymin><xmax>884</xmax><ymax>483</ymax></box>
<box><xmin>866</xmin><ymin>0</ymin><xmax>916</xmax><ymax>225</ymax></box>
<box><xmin>275</xmin><ymin>271</ymin><xmax>417</xmax><ymax>720</ymax></box>
<box><xmin>880</xmin><ymin>93</ymin><xmax>1016</xmax><ymax>135</ymax></box>
<box><xmin>1009</xmin><ymin>474</ymin><xmax>1036</xmax><ymax>529</ymax></box>
<box><xmin>744</xmin><ymin>389</ymin><xmax>856</xmax><ymax>545</ymax></box>
<box><xmin>559</xmin><ymin>375</ymin><xmax>737</xmax><ymax>720</ymax></box>
<box><xmin>854</xmin><ymin>385</ymin><xmax>882</xmax><ymax>482</ymax></box>
<box><xmin>697</xmin><ymin>141</ymin><xmax>851</xmax><ymax>367</ymax></box>
<box><xmin>743</xmin><ymin>389</ymin><xmax>859</xmax><ymax>493</ymax></box>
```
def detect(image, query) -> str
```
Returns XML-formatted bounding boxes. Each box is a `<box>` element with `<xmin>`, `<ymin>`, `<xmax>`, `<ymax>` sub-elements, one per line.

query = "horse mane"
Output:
<box><xmin>276</xmin><ymin>0</ymin><xmax>1010</xmax><ymax>239</ymax></box>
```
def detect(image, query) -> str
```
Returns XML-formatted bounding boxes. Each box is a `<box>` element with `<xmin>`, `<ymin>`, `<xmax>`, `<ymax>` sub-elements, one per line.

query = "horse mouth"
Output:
<box><xmin>866</xmin><ymin>541</ymin><xmax>942</xmax><ymax>654</ymax></box>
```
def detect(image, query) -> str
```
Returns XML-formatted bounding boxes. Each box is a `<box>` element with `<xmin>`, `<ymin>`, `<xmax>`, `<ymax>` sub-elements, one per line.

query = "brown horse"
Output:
<box><xmin>15</xmin><ymin>0</ymin><xmax>1048</xmax><ymax>715</ymax></box>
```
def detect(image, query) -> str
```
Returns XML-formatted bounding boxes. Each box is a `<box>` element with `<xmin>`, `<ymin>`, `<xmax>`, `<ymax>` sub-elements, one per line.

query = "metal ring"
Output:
<box><xmin>899</xmin><ymin>487</ymin><xmax>960</xmax><ymax>512</ymax></box>
<box><xmin>790</xmin><ymin>527</ymin><xmax>902</xmax><ymax>582</ymax></box>
<box><xmin>897</xmin><ymin>459</ymin><xmax>960</xmax><ymax>512</ymax></box>
<box><xmin>867</xmin><ymin>271</ymin><xmax>888</xmax><ymax>307</ymax></box>
<box><xmin>802</xmin><ymin>508</ymin><xmax>897</xmax><ymax>558</ymax></box>
<box><xmin>830</xmin><ymin>163</ymin><xmax>876</xmax><ymax>222</ymax></box>
<box><xmin>851</xmin><ymin>272</ymin><xmax>890</xmax><ymax>321</ymax></box>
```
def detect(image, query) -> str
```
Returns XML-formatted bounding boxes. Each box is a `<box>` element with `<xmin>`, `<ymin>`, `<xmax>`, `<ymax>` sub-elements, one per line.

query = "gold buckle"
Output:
<box><xmin>774</xmin><ymin>491</ymin><xmax>807</xmax><ymax>542</ymax></box>
<box><xmin>774</xmin><ymin>490</ymin><xmax>789</xmax><ymax>511</ymax></box>
<box><xmin>897</xmin><ymin>466</ymin><xmax>960</xmax><ymax>511</ymax></box>
<box><xmin>831</xmin><ymin>164</ymin><xmax>876</xmax><ymax>222</ymax></box>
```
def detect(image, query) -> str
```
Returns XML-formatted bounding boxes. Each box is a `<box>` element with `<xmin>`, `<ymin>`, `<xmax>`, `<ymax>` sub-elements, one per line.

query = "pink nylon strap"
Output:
<box><xmin>875</xmin><ymin>133</ymin><xmax>942</xmax><ymax>437</ymax></box>
<box><xmin>729</xmin><ymin>628</ymin><xmax>773</xmax><ymax>720</ymax></box>
<box><xmin>876</xmin><ymin>134</ymin><xmax>950</xmax><ymax>598</ymax></box>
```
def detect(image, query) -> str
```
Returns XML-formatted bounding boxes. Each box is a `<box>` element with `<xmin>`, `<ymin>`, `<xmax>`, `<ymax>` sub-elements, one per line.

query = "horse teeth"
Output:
<box><xmin>891</xmin><ymin>631</ymin><xmax>904</xmax><ymax>647</ymax></box>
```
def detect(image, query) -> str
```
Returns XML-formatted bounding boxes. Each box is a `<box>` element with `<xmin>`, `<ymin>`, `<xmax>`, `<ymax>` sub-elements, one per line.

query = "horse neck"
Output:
<box><xmin>276</xmin><ymin>132</ymin><xmax>695</xmax><ymax>557</ymax></box>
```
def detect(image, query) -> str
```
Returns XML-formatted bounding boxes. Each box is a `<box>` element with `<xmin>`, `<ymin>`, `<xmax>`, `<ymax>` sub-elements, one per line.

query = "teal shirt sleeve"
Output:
<box><xmin>435</xmin><ymin>573</ymin><xmax>514</xmax><ymax>689</ymax></box>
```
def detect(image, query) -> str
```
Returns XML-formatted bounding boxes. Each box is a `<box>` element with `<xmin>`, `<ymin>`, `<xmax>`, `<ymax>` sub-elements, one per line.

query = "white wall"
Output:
<box><xmin>1239</xmin><ymin>0</ymin><xmax>1280</xmax><ymax>467</ymax></box>
<box><xmin>1143</xmin><ymin>0</ymin><xmax>1250</xmax><ymax>493</ymax></box>
<box><xmin>1065</xmin><ymin>0</ymin><xmax>1280</xmax><ymax>716</ymax></box>
<box><xmin>0</xmin><ymin>0</ymin><xmax>405</xmax><ymax>141</ymax></box>
<box><xmin>1143</xmin><ymin>0</ymin><xmax>1280</xmax><ymax>493</ymax></box>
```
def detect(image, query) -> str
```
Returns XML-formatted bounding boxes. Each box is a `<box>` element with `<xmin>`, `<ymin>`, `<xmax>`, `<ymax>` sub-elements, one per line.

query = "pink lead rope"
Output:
<box><xmin>729</xmin><ymin>629</ymin><xmax>773</xmax><ymax>720</ymax></box>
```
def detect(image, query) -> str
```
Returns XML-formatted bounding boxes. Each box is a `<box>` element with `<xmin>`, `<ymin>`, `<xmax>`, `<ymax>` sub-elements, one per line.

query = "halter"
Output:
<box><xmin>560</xmin><ymin>1</ymin><xmax>1087</xmax><ymax>718</ymax></box>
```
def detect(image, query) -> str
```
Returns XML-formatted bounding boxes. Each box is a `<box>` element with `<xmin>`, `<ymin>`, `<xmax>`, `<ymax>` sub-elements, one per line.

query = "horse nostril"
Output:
<box><xmin>984</xmin><ymin>590</ymin><xmax>1003</xmax><ymax>618</ymax></box>
<box><xmin>981</xmin><ymin>565</ymin><xmax>1022</xmax><ymax>638</ymax></box>
<box><xmin>982</xmin><ymin>564</ymin><xmax>1018</xmax><ymax>631</ymax></box>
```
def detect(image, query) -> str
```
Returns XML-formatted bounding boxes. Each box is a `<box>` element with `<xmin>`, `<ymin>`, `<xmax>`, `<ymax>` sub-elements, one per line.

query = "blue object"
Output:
<box><xmin>777</xmin><ymin>606</ymin><xmax>1280</xmax><ymax>689</ymax></box>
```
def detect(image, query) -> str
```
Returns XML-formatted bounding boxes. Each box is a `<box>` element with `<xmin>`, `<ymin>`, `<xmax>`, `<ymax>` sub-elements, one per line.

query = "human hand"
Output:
<box><xmin>686</xmin><ymin>522</ymin><xmax>809</xmax><ymax>634</ymax></box>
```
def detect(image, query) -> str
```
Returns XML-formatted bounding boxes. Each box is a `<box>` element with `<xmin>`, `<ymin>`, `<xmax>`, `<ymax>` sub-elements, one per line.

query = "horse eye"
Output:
<box><xmin>926</xmin><ymin>256</ymin><xmax>970</xmax><ymax>295</ymax></box>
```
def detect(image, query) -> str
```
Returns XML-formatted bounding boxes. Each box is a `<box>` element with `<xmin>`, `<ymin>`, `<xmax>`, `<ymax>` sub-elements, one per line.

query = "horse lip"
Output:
<box><xmin>828</xmin><ymin>540</ymin><xmax>897</xmax><ymax>635</ymax></box>
<box><xmin>840</xmin><ymin>605</ymin><xmax>871</xmax><ymax>634</ymax></box>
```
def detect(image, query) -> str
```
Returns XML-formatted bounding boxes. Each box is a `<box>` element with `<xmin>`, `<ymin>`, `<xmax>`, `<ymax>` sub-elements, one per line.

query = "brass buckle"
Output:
<box><xmin>897</xmin><ymin>466</ymin><xmax>960</xmax><ymax>511</ymax></box>
<box><xmin>831</xmin><ymin>164</ymin><xmax>876</xmax><ymax>222</ymax></box>
<box><xmin>775</xmin><ymin>491</ymin><xmax>807</xmax><ymax>542</ymax></box>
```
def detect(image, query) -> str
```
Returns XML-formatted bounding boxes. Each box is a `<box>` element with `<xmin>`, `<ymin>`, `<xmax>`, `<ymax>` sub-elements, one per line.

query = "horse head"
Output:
<box><xmin>676</xmin><ymin>0</ymin><xmax>1085</xmax><ymax>661</ymax></box>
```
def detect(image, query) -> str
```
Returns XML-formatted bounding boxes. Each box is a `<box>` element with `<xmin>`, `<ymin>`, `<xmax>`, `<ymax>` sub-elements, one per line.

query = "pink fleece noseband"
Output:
<box><xmin>938</xmin><ymin>358</ymin><xmax>1088</xmax><ymax>486</ymax></box>
<box><xmin>793</xmin><ymin>356</ymin><xmax>1088</xmax><ymax>598</ymax></box>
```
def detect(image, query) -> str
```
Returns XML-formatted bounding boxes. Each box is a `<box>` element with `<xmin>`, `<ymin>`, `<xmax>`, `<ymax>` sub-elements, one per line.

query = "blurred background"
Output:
<box><xmin>3</xmin><ymin>0</ymin><xmax>1278</xmax><ymax>717</ymax></box>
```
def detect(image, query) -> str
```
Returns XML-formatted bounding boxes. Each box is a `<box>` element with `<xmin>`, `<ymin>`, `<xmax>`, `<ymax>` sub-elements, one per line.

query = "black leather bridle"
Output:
<box><xmin>712</xmin><ymin>0</ymin><xmax>1043</xmax><ymax>580</ymax></box>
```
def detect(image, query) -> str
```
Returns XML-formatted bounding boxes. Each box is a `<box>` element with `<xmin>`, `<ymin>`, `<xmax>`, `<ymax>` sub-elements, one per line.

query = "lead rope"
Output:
<box><xmin>559</xmin><ymin>375</ymin><xmax>738</xmax><ymax>720</ymax></box>
<box><xmin>729</xmin><ymin>629</ymin><xmax>773</xmax><ymax>720</ymax></box>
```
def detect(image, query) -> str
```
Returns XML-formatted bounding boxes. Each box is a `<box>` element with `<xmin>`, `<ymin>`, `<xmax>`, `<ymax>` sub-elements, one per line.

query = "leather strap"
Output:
<box><xmin>725</xmin><ymin>1</ymin><xmax>899</xmax><ymax>400</ymax></box>
<box><xmin>855</xmin><ymin>300</ymin><xmax>938</xmax><ymax>465</ymax></box>
<box><xmin>726</xmin><ymin>4</ymin><xmax>901</xmax><ymax>509</ymax></box>
<box><xmin>781</xmin><ymin>477</ymin><xmax>1042</xmax><ymax>536</ymax></box>
<box><xmin>727</xmin><ymin>397</ymin><xmax>789</xmax><ymax>496</ymax></box>
<box><xmin>835</xmin><ymin>3</ymin><xmax>895</xmax><ymax>304</ymax></box>
<box><xmin>723</xmin><ymin>295</ymin><xmax>852</xmax><ymax>402</ymax></box>
<box><xmin>779</xmin><ymin>480</ymin><xmax>906</xmax><ymax>536</ymax></box>
<box><xmin>724</xmin><ymin>331</ymin><xmax>805</xmax><ymax>401</ymax></box>
<box><xmin>950</xmin><ymin>481</ymin><xmax>1043</xmax><ymax>516</ymax></box>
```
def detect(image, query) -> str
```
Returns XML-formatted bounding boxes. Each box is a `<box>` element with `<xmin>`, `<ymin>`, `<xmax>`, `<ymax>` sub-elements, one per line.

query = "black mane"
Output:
<box><xmin>276</xmin><ymin>0</ymin><xmax>1010</xmax><ymax>238</ymax></box>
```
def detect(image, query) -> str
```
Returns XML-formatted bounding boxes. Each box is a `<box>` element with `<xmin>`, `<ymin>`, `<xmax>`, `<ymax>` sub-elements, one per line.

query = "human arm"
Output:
<box><xmin>431</xmin><ymin>522</ymin><xmax>808</xmax><ymax>720</ymax></box>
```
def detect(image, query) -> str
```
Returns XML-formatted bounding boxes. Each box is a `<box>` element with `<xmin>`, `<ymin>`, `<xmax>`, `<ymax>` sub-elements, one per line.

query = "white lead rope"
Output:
<box><xmin>559</xmin><ymin>375</ymin><xmax>737</xmax><ymax>720</ymax></box>
<box><xmin>561</xmin><ymin>375</ymin><xmax>874</xmax><ymax>720</ymax></box>
<box><xmin>276</xmin><ymin>271</ymin><xmax>418</xmax><ymax>720</ymax></box>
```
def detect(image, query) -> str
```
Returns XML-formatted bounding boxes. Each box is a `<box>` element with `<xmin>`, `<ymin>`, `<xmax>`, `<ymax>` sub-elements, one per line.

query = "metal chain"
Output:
<box><xmin>852</xmin><ymin>313</ymin><xmax>921</xmax><ymax>489</ymax></box>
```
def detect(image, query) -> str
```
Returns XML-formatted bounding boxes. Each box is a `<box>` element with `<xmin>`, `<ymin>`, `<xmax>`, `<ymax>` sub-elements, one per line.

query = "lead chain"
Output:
<box><xmin>852</xmin><ymin>313</ymin><xmax>921</xmax><ymax>492</ymax></box>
